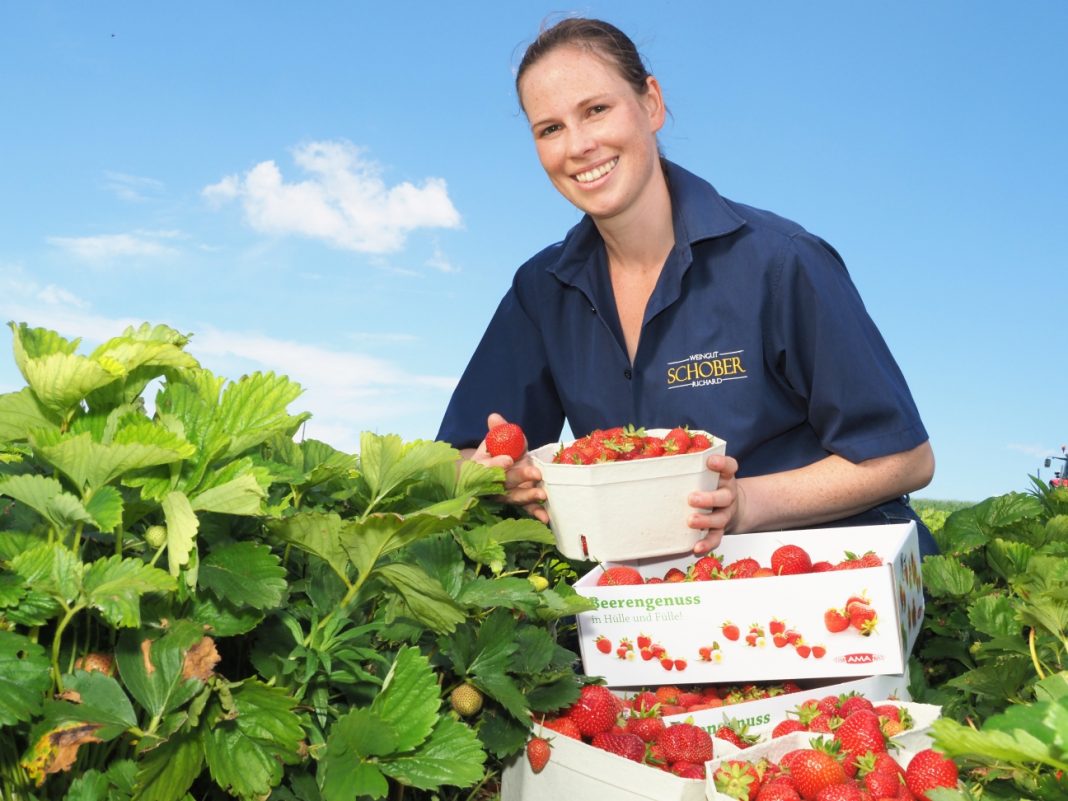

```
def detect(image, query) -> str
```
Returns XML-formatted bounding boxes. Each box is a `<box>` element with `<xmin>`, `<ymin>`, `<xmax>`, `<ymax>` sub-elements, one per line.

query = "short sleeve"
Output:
<box><xmin>436</xmin><ymin>282</ymin><xmax>566</xmax><ymax>450</ymax></box>
<box><xmin>769</xmin><ymin>232</ymin><xmax>928</xmax><ymax>462</ymax></box>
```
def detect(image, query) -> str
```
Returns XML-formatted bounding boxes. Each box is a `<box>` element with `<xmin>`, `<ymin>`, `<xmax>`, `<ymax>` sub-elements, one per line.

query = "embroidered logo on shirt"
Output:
<box><xmin>666</xmin><ymin>350</ymin><xmax>748</xmax><ymax>389</ymax></box>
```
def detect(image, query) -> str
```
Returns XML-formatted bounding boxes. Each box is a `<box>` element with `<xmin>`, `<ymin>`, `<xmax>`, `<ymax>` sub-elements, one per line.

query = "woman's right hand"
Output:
<box><xmin>469</xmin><ymin>413</ymin><xmax>549</xmax><ymax>523</ymax></box>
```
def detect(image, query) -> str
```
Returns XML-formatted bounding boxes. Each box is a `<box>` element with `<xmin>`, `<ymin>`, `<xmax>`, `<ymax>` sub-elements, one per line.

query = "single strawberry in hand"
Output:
<box><xmin>526</xmin><ymin>736</ymin><xmax>551</xmax><ymax>773</ymax></box>
<box><xmin>485</xmin><ymin>422</ymin><xmax>526</xmax><ymax>461</ymax></box>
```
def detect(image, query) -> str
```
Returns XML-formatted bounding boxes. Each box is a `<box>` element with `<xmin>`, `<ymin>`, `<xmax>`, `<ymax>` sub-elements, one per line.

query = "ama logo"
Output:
<box><xmin>837</xmin><ymin>653</ymin><xmax>883</xmax><ymax>665</ymax></box>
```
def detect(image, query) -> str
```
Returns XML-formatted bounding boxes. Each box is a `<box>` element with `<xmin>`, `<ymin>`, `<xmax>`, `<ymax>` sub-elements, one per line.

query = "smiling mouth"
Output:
<box><xmin>574</xmin><ymin>157</ymin><xmax>618</xmax><ymax>184</ymax></box>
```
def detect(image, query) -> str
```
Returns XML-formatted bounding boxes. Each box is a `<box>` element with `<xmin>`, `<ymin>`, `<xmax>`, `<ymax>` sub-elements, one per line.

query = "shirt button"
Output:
<box><xmin>623</xmin><ymin>368</ymin><xmax>633</xmax><ymax>380</ymax></box>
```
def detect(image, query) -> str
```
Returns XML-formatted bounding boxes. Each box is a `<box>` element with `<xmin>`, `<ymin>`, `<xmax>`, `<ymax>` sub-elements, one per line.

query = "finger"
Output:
<box><xmin>508</xmin><ymin>485</ymin><xmax>548</xmax><ymax>507</ymax></box>
<box><xmin>523</xmin><ymin>503</ymin><xmax>550</xmax><ymax>524</ymax></box>
<box><xmin>693</xmin><ymin>529</ymin><xmax>724</xmax><ymax>554</ymax></box>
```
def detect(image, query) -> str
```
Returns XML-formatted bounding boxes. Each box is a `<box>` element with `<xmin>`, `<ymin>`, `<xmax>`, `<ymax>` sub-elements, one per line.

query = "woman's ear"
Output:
<box><xmin>643</xmin><ymin>75</ymin><xmax>667</xmax><ymax>133</ymax></box>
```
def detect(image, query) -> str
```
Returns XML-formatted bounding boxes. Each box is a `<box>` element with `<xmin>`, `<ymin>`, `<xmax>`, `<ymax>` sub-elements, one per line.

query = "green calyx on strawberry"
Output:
<box><xmin>485</xmin><ymin>421</ymin><xmax>526</xmax><ymax>461</ymax></box>
<box><xmin>712</xmin><ymin>760</ymin><xmax>763</xmax><ymax>801</ymax></box>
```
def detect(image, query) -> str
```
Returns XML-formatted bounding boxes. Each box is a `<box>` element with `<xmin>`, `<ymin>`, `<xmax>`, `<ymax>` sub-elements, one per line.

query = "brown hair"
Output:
<box><xmin>515</xmin><ymin>17</ymin><xmax>653</xmax><ymax>111</ymax></box>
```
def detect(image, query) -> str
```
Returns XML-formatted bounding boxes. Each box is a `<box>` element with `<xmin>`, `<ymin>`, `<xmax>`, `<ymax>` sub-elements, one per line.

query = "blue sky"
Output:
<box><xmin>2</xmin><ymin>2</ymin><xmax>1066</xmax><ymax>503</ymax></box>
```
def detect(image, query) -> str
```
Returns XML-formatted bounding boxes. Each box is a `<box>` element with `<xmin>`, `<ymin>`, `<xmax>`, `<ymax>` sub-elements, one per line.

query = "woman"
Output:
<box><xmin>436</xmin><ymin>18</ymin><xmax>936</xmax><ymax>556</ymax></box>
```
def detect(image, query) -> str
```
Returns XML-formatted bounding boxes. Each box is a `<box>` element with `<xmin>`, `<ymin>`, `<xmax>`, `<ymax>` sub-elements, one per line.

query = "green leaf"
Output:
<box><xmin>115</xmin><ymin>622</ymin><xmax>205</xmax><ymax>718</ymax></box>
<box><xmin>190</xmin><ymin>593</ymin><xmax>264</xmax><ymax>637</ymax></box>
<box><xmin>985</xmin><ymin>492</ymin><xmax>1046</xmax><ymax>529</ymax></box>
<box><xmin>0</xmin><ymin>387</ymin><xmax>62</xmax><ymax>441</ymax></box>
<box><xmin>85</xmin><ymin>486</ymin><xmax>124</xmax><ymax>533</ymax></box>
<box><xmin>526</xmin><ymin>674</ymin><xmax>582</xmax><ymax>713</ymax></box>
<box><xmin>969</xmin><ymin>594</ymin><xmax>1021</xmax><ymax>640</ymax></box>
<box><xmin>11</xmin><ymin>326</ymin><xmax>123</xmax><ymax>413</ymax></box>
<box><xmin>0</xmin><ymin>473</ymin><xmax>92</xmax><ymax>531</ymax></box>
<box><xmin>931</xmin><ymin>706</ymin><xmax>1068</xmax><ymax>769</ymax></box>
<box><xmin>162</xmin><ymin>491</ymin><xmax>198</xmax><ymax>577</ymax></box>
<box><xmin>458</xmin><ymin>576</ymin><xmax>542</xmax><ymax>612</ymax></box>
<box><xmin>985</xmin><ymin>538</ymin><xmax>1034</xmax><ymax>582</ymax></box>
<box><xmin>0</xmin><ymin>630</ymin><xmax>51</xmax><ymax>725</ymax></box>
<box><xmin>320</xmin><ymin>707</ymin><xmax>400</xmax><ymax>799</ymax></box>
<box><xmin>134</xmin><ymin>731</ymin><xmax>204</xmax><ymax>801</ymax></box>
<box><xmin>190</xmin><ymin>471</ymin><xmax>265</xmax><ymax>516</ymax></box>
<box><xmin>85</xmin><ymin>326</ymin><xmax>198</xmax><ymax>409</ymax></box>
<box><xmin>199</xmin><ymin>542</ymin><xmax>285</xmax><ymax>610</ymax></box>
<box><xmin>11</xmin><ymin>542</ymin><xmax>84</xmax><ymax>604</ymax></box>
<box><xmin>214</xmin><ymin>372</ymin><xmax>309</xmax><ymax>460</ymax></box>
<box><xmin>358</xmin><ymin>434</ymin><xmax>460</xmax><ymax>503</ymax></box>
<box><xmin>268</xmin><ymin>511</ymin><xmax>349</xmax><ymax>582</ymax></box>
<box><xmin>83</xmin><ymin>555</ymin><xmax>176</xmax><ymax>628</ymax></box>
<box><xmin>473</xmin><ymin>670</ymin><xmax>529</xmax><ymax>722</ymax></box>
<box><xmin>510</xmin><ymin>626</ymin><xmax>557</xmax><ymax>675</ymax></box>
<box><xmin>340</xmin><ymin>513</ymin><xmax>460</xmax><ymax>581</ymax></box>
<box><xmin>376</xmin><ymin>563</ymin><xmax>466</xmax><ymax>633</ymax></box>
<box><xmin>370</xmin><ymin>646</ymin><xmax>441</xmax><ymax>753</ymax></box>
<box><xmin>44</xmin><ymin>670</ymin><xmax>137</xmax><ymax>739</ymax></box>
<box><xmin>938</xmin><ymin>503</ymin><xmax>992</xmax><ymax>555</ymax></box>
<box><xmin>380</xmin><ymin>715</ymin><xmax>486</xmax><ymax>791</ymax></box>
<box><xmin>202</xmin><ymin>681</ymin><xmax>303</xmax><ymax>799</ymax></box>
<box><xmin>922</xmin><ymin>555</ymin><xmax>977</xmax><ymax>598</ymax></box>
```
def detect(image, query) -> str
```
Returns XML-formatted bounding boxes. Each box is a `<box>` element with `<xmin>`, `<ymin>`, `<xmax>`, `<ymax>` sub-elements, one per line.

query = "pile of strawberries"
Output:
<box><xmin>595</xmin><ymin>545</ymin><xmax>884</xmax><ymax>587</ymax></box>
<box><xmin>527</xmin><ymin>684</ymin><xmax>717</xmax><ymax>778</ymax></box>
<box><xmin>712</xmin><ymin>741</ymin><xmax>957</xmax><ymax>801</ymax></box>
<box><xmin>622</xmin><ymin>681</ymin><xmax>804</xmax><ymax>717</ymax></box>
<box><xmin>552</xmin><ymin>425</ymin><xmax>714</xmax><ymax>464</ymax></box>
<box><xmin>766</xmin><ymin>693</ymin><xmax>913</xmax><ymax>743</ymax></box>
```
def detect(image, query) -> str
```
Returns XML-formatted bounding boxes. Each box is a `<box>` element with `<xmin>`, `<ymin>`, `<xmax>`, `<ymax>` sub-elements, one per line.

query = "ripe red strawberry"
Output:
<box><xmin>769</xmin><ymin>618</ymin><xmax>787</xmax><ymax>635</ymax></box>
<box><xmin>673</xmin><ymin>658</ymin><xmax>687</xmax><ymax>671</ymax></box>
<box><xmin>677</xmin><ymin>691</ymin><xmax>705</xmax><ymax>708</ymax></box>
<box><xmin>660</xmin><ymin>657</ymin><xmax>675</xmax><ymax>670</ymax></box>
<box><xmin>815</xmin><ymin>785</ymin><xmax>863</xmax><ymax>801</ymax></box>
<box><xmin>722</xmin><ymin>621</ymin><xmax>741</xmax><ymax>641</ymax></box>
<box><xmin>670</xmin><ymin>761</ymin><xmax>706</xmax><ymax>779</ymax></box>
<box><xmin>838</xmin><ymin>695</ymin><xmax>875</xmax><ymax>718</ymax></box>
<box><xmin>594</xmin><ymin>635</ymin><xmax>612</xmax><ymax>654</ymax></box>
<box><xmin>873</xmin><ymin>704</ymin><xmax>901</xmax><ymax>722</ymax></box>
<box><xmin>788</xmin><ymin>749</ymin><xmax>848</xmax><ymax>800</ymax></box>
<box><xmin>657</xmin><ymin>722</ymin><xmax>714</xmax><ymax>764</ymax></box>
<box><xmin>655</xmin><ymin>686</ymin><xmax>681</xmax><ymax>705</ymax></box>
<box><xmin>591</xmin><ymin>731</ymin><xmax>645</xmax><ymax>762</ymax></box>
<box><xmin>726</xmin><ymin>557</ymin><xmax>761</xmax><ymax>579</ymax></box>
<box><xmin>771</xmin><ymin>544</ymin><xmax>813</xmax><ymax>575</ymax></box>
<box><xmin>715</xmin><ymin>723</ymin><xmax>755</xmax><ymax>749</ymax></box>
<box><xmin>756</xmin><ymin>778</ymin><xmax>802</xmax><ymax>801</ymax></box>
<box><xmin>693</xmin><ymin>554</ymin><xmax>724</xmax><ymax>580</ymax></box>
<box><xmin>835</xmin><ymin>709</ymin><xmax>888</xmax><ymax>758</ymax></box>
<box><xmin>664</xmin><ymin>567</ymin><xmax>687</xmax><ymax>583</ymax></box>
<box><xmin>712</xmin><ymin>760</ymin><xmax>763</xmax><ymax>801</ymax></box>
<box><xmin>664</xmin><ymin>426</ymin><xmax>692</xmax><ymax>453</ymax></box>
<box><xmin>526</xmin><ymin>736</ymin><xmax>551</xmax><ymax>773</ymax></box>
<box><xmin>485</xmin><ymin>422</ymin><xmax>526</xmax><ymax>461</ymax></box>
<box><xmin>636</xmin><ymin>633</ymin><xmax>652</xmax><ymax>649</ymax></box>
<box><xmin>624</xmin><ymin>714</ymin><xmax>665</xmax><ymax>743</ymax></box>
<box><xmin>541</xmin><ymin>716</ymin><xmax>582</xmax><ymax>739</ymax></box>
<box><xmin>772</xmin><ymin>719</ymin><xmax>807</xmax><ymax>738</ymax></box>
<box><xmin>863</xmin><ymin>767</ymin><xmax>904</xmax><ymax>799</ymax></box>
<box><xmin>905</xmin><ymin>749</ymin><xmax>959</xmax><ymax>800</ymax></box>
<box><xmin>811</xmin><ymin>560</ymin><xmax>834</xmax><ymax>572</ymax></box>
<box><xmin>773</xmin><ymin>632</ymin><xmax>789</xmax><ymax>648</ymax></box>
<box><xmin>641</xmin><ymin>437</ymin><xmax>667</xmax><ymax>458</ymax></box>
<box><xmin>596</xmin><ymin>565</ymin><xmax>644</xmax><ymax>586</ymax></box>
<box><xmin>566</xmin><ymin>684</ymin><xmax>621</xmax><ymax>737</ymax></box>
<box><xmin>824</xmin><ymin>608</ymin><xmax>850</xmax><ymax>633</ymax></box>
<box><xmin>631</xmin><ymin>690</ymin><xmax>659</xmax><ymax>712</ymax></box>
<box><xmin>811</xmin><ymin>644</ymin><xmax>827</xmax><ymax>659</ymax></box>
<box><xmin>795</xmin><ymin>643</ymin><xmax>811</xmax><ymax>658</ymax></box>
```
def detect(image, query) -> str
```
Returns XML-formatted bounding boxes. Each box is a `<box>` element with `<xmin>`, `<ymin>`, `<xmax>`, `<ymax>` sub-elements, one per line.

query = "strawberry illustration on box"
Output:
<box><xmin>574</xmin><ymin>523</ymin><xmax>925</xmax><ymax>686</ymax></box>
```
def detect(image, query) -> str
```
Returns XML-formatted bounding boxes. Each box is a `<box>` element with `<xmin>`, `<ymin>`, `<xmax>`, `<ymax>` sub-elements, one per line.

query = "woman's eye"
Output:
<box><xmin>539</xmin><ymin>124</ymin><xmax>562</xmax><ymax>138</ymax></box>
<box><xmin>588</xmin><ymin>104</ymin><xmax>608</xmax><ymax>116</ymax></box>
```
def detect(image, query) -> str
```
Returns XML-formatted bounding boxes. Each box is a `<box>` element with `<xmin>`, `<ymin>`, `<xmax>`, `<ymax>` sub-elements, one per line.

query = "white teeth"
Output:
<box><xmin>575</xmin><ymin>158</ymin><xmax>618</xmax><ymax>183</ymax></box>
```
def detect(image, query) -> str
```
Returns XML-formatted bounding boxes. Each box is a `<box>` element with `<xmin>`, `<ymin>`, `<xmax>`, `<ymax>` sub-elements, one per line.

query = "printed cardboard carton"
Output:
<box><xmin>575</xmin><ymin>523</ymin><xmax>924</xmax><ymax>685</ymax></box>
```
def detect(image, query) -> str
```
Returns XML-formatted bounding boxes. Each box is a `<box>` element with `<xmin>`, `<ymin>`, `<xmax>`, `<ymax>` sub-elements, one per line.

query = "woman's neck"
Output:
<box><xmin>596</xmin><ymin>167</ymin><xmax>675</xmax><ymax>275</ymax></box>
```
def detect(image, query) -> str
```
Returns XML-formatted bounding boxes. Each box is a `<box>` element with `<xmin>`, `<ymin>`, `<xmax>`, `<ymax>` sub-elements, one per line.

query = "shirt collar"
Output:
<box><xmin>547</xmin><ymin>159</ymin><xmax>747</xmax><ymax>288</ymax></box>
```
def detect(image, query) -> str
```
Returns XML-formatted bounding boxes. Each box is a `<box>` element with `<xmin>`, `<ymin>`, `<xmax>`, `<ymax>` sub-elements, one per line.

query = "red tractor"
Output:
<box><xmin>1045</xmin><ymin>446</ymin><xmax>1068</xmax><ymax>489</ymax></box>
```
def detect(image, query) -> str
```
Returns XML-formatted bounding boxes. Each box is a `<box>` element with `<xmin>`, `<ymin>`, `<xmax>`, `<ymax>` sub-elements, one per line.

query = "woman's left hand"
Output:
<box><xmin>687</xmin><ymin>453</ymin><xmax>742</xmax><ymax>554</ymax></box>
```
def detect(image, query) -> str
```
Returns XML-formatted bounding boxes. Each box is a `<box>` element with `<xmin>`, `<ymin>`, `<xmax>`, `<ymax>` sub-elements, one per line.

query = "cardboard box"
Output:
<box><xmin>499</xmin><ymin>729</ymin><xmax>705</xmax><ymax>801</ymax></box>
<box><xmin>528</xmin><ymin>429</ymin><xmax>727</xmax><ymax>562</ymax></box>
<box><xmin>575</xmin><ymin>523</ymin><xmax>925</xmax><ymax>685</ymax></box>
<box><xmin>643</xmin><ymin>674</ymin><xmax>912</xmax><ymax>738</ymax></box>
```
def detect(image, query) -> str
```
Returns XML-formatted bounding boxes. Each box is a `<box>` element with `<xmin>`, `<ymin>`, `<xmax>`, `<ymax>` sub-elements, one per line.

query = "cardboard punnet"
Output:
<box><xmin>500</xmin><ymin>729</ymin><xmax>706</xmax><ymax>801</ymax></box>
<box><xmin>528</xmin><ymin>429</ymin><xmax>727</xmax><ymax>562</ymax></box>
<box><xmin>575</xmin><ymin>523</ymin><xmax>925</xmax><ymax>685</ymax></box>
<box><xmin>632</xmin><ymin>673</ymin><xmax>912</xmax><ymax>737</ymax></box>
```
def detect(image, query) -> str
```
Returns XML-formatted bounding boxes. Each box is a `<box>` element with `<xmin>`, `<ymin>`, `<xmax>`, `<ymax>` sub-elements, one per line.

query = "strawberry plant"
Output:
<box><xmin>0</xmin><ymin>321</ymin><xmax>593</xmax><ymax>800</ymax></box>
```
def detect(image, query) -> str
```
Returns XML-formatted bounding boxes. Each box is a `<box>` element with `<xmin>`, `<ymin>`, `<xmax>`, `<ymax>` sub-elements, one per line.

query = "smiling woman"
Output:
<box><xmin>436</xmin><ymin>16</ymin><xmax>937</xmax><ymax>558</ymax></box>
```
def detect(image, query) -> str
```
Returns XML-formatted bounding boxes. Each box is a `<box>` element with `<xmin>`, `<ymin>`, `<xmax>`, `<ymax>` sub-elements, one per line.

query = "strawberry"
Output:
<box><xmin>848</xmin><ymin>605</ymin><xmax>878</xmax><ymax>635</ymax></box>
<box><xmin>640</xmin><ymin>647</ymin><xmax>655</xmax><ymax>661</ymax></box>
<box><xmin>671</xmin><ymin>761</ymin><xmax>706</xmax><ymax>779</ymax></box>
<box><xmin>485</xmin><ymin>422</ymin><xmax>526</xmax><ymax>461</ymax></box>
<box><xmin>664</xmin><ymin>567</ymin><xmax>687</xmax><ymax>583</ymax></box>
<box><xmin>769</xmin><ymin>618</ymin><xmax>787</xmax><ymax>635</ymax></box>
<box><xmin>835</xmin><ymin>709</ymin><xmax>888</xmax><ymax>759</ymax></box>
<box><xmin>824</xmin><ymin>608</ymin><xmax>850</xmax><ymax>633</ymax></box>
<box><xmin>624</xmin><ymin>713</ymin><xmax>665</xmax><ymax>743</ymax></box>
<box><xmin>904</xmin><ymin>749</ymin><xmax>959</xmax><ymax>800</ymax></box>
<box><xmin>526</xmin><ymin>736</ymin><xmax>551</xmax><ymax>773</ymax></box>
<box><xmin>664</xmin><ymin>426</ymin><xmax>692</xmax><ymax>453</ymax></box>
<box><xmin>594</xmin><ymin>635</ymin><xmax>612</xmax><ymax>654</ymax></box>
<box><xmin>756</xmin><ymin>778</ymin><xmax>802</xmax><ymax>800</ymax></box>
<box><xmin>636</xmin><ymin>633</ymin><xmax>652</xmax><ymax>649</ymax></box>
<box><xmin>863</xmin><ymin>767</ymin><xmax>904</xmax><ymax>799</ymax></box>
<box><xmin>693</xmin><ymin>554</ymin><xmax>724</xmax><ymax>580</ymax></box>
<box><xmin>811</xmin><ymin>560</ymin><xmax>834</xmax><ymax>572</ymax></box>
<box><xmin>542</xmin><ymin>716</ymin><xmax>582</xmax><ymax>739</ymax></box>
<box><xmin>811</xmin><ymin>644</ymin><xmax>827</xmax><ymax>659</ymax></box>
<box><xmin>788</xmin><ymin>749</ymin><xmax>849</xmax><ymax>800</ymax></box>
<box><xmin>873</xmin><ymin>704</ymin><xmax>901</xmax><ymax>722</ymax></box>
<box><xmin>655</xmin><ymin>686</ymin><xmax>681</xmax><ymax>707</ymax></box>
<box><xmin>566</xmin><ymin>684</ymin><xmax>621</xmax><ymax>737</ymax></box>
<box><xmin>838</xmin><ymin>695</ymin><xmax>875</xmax><ymax>718</ymax></box>
<box><xmin>596</xmin><ymin>565</ymin><xmax>644</xmax><ymax>586</ymax></box>
<box><xmin>641</xmin><ymin>437</ymin><xmax>667</xmax><ymax>458</ymax></box>
<box><xmin>814</xmin><ymin>785</ymin><xmax>863</xmax><ymax>801</ymax></box>
<box><xmin>726</xmin><ymin>557</ymin><xmax>761</xmax><ymax>579</ymax></box>
<box><xmin>688</xmin><ymin>432</ymin><xmax>712</xmax><ymax>451</ymax></box>
<box><xmin>631</xmin><ymin>690</ymin><xmax>659</xmax><ymax>712</ymax></box>
<box><xmin>660</xmin><ymin>657</ymin><xmax>675</xmax><ymax>670</ymax></box>
<box><xmin>449</xmin><ymin>683</ymin><xmax>484</xmax><ymax>716</ymax></box>
<box><xmin>795</xmin><ymin>643</ymin><xmax>811</xmax><ymax>658</ymax></box>
<box><xmin>715</xmin><ymin>722</ymin><xmax>756</xmax><ymax>749</ymax></box>
<box><xmin>658</xmin><ymin>722</ymin><xmax>715</xmax><ymax>764</ymax></box>
<box><xmin>591</xmin><ymin>731</ymin><xmax>645</xmax><ymax>762</ymax></box>
<box><xmin>771</xmin><ymin>544</ymin><xmax>813</xmax><ymax>575</ymax></box>
<box><xmin>773</xmin><ymin>633</ymin><xmax>789</xmax><ymax>648</ymax></box>
<box><xmin>677</xmin><ymin>691</ymin><xmax>705</xmax><ymax>707</ymax></box>
<box><xmin>722</xmin><ymin>621</ymin><xmax>741</xmax><ymax>641</ymax></box>
<box><xmin>772</xmin><ymin>719</ymin><xmax>807</xmax><ymax>738</ymax></box>
<box><xmin>673</xmin><ymin>658</ymin><xmax>688</xmax><ymax>671</ymax></box>
<box><xmin>712</xmin><ymin>760</ymin><xmax>763</xmax><ymax>801</ymax></box>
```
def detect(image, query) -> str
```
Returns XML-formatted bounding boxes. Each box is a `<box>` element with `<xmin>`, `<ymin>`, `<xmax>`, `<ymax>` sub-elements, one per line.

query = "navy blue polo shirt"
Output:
<box><xmin>437</xmin><ymin>160</ymin><xmax>928</xmax><ymax>479</ymax></box>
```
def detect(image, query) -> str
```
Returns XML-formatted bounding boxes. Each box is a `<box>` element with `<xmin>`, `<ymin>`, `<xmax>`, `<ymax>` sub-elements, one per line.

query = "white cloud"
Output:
<box><xmin>47</xmin><ymin>231</ymin><xmax>179</xmax><ymax>262</ymax></box>
<box><xmin>203</xmin><ymin>140</ymin><xmax>462</xmax><ymax>254</ymax></box>
<box><xmin>102</xmin><ymin>171</ymin><xmax>165</xmax><ymax>202</ymax></box>
<box><xmin>426</xmin><ymin>245</ymin><xmax>459</xmax><ymax>274</ymax></box>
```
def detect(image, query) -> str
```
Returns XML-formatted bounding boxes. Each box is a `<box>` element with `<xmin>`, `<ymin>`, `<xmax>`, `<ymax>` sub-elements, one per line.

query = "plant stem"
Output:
<box><xmin>51</xmin><ymin>602</ymin><xmax>85</xmax><ymax>691</ymax></box>
<box><xmin>1029</xmin><ymin>627</ymin><xmax>1047</xmax><ymax>679</ymax></box>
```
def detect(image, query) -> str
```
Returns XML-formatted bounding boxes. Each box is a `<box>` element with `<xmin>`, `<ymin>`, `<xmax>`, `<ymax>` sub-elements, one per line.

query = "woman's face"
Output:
<box><xmin>518</xmin><ymin>46</ymin><xmax>666</xmax><ymax>223</ymax></box>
